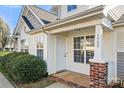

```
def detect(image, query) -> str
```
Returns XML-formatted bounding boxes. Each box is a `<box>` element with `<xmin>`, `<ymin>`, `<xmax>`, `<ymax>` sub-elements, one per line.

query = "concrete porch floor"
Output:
<box><xmin>51</xmin><ymin>71</ymin><xmax>90</xmax><ymax>88</ymax></box>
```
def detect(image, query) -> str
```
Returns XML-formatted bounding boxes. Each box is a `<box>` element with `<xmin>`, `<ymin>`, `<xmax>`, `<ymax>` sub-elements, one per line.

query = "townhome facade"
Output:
<box><xmin>13</xmin><ymin>5</ymin><xmax>124</xmax><ymax>87</ymax></box>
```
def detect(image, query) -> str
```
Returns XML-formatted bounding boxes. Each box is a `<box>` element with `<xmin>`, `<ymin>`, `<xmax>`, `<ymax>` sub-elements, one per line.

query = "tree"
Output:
<box><xmin>0</xmin><ymin>18</ymin><xmax>10</xmax><ymax>51</ymax></box>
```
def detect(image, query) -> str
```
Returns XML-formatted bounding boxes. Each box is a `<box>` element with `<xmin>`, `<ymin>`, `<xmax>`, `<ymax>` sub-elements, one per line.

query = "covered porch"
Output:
<box><xmin>47</xmin><ymin>24</ymin><xmax>113</xmax><ymax>74</ymax></box>
<box><xmin>46</xmin><ymin>11</ymin><xmax>114</xmax><ymax>87</ymax></box>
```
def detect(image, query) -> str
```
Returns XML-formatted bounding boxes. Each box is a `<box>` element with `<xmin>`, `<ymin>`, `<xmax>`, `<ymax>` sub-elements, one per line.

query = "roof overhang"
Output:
<box><xmin>43</xmin><ymin>5</ymin><xmax>105</xmax><ymax>30</ymax></box>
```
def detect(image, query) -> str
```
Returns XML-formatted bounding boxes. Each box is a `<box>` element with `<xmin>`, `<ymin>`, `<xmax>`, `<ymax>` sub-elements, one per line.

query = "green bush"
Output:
<box><xmin>7</xmin><ymin>55</ymin><xmax>47</xmax><ymax>83</ymax></box>
<box><xmin>1</xmin><ymin>52</ymin><xmax>28</xmax><ymax>66</ymax></box>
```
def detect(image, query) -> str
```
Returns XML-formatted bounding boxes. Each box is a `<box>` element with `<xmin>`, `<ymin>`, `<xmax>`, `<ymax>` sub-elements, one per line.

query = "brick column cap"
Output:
<box><xmin>89</xmin><ymin>59</ymin><xmax>108</xmax><ymax>63</ymax></box>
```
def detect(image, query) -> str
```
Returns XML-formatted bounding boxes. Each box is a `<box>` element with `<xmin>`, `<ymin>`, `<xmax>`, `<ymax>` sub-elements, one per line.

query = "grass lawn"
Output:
<box><xmin>0</xmin><ymin>51</ymin><xmax>11</xmax><ymax>56</ymax></box>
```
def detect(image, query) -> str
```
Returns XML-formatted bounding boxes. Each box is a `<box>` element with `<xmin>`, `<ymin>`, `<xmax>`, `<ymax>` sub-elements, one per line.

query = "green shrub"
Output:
<box><xmin>7</xmin><ymin>55</ymin><xmax>47</xmax><ymax>84</ymax></box>
<box><xmin>1</xmin><ymin>52</ymin><xmax>28</xmax><ymax>66</ymax></box>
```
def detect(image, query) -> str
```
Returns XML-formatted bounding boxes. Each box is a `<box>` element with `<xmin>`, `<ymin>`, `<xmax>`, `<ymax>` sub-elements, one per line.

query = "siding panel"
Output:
<box><xmin>117</xmin><ymin>52</ymin><xmax>124</xmax><ymax>80</ymax></box>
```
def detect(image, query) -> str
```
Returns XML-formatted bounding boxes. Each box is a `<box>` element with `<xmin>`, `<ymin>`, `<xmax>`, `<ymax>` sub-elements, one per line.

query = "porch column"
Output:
<box><xmin>89</xmin><ymin>24</ymin><xmax>108</xmax><ymax>88</ymax></box>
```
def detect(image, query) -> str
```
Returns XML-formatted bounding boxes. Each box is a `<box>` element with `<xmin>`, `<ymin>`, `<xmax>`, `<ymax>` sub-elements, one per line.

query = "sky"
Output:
<box><xmin>0</xmin><ymin>5</ymin><xmax>52</xmax><ymax>34</ymax></box>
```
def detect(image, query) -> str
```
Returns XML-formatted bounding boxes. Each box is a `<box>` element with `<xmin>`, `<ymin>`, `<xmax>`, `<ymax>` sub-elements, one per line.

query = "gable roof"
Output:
<box><xmin>13</xmin><ymin>5</ymin><xmax>58</xmax><ymax>35</ymax></box>
<box><xmin>28</xmin><ymin>6</ymin><xmax>58</xmax><ymax>22</ymax></box>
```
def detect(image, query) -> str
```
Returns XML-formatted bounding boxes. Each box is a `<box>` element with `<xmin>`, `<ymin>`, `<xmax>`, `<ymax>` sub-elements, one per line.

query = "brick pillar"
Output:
<box><xmin>90</xmin><ymin>62</ymin><xmax>108</xmax><ymax>88</ymax></box>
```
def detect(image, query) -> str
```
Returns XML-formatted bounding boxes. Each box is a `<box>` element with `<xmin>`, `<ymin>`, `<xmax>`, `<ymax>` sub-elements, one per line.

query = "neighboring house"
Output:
<box><xmin>13</xmin><ymin>5</ymin><xmax>124</xmax><ymax>87</ymax></box>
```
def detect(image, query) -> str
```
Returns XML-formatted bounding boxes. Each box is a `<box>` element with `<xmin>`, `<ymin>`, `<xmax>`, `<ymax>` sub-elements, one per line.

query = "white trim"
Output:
<box><xmin>93</xmin><ymin>24</ymin><xmax>103</xmax><ymax>61</ymax></box>
<box><xmin>113</xmin><ymin>30</ymin><xmax>117</xmax><ymax>81</ymax></box>
<box><xmin>113</xmin><ymin>22</ymin><xmax>124</xmax><ymax>27</ymax></box>
<box><xmin>89</xmin><ymin>59</ymin><xmax>107</xmax><ymax>63</ymax></box>
<box><xmin>102</xmin><ymin>17</ymin><xmax>113</xmax><ymax>30</ymax></box>
<box><xmin>14</xmin><ymin>6</ymin><xmax>25</xmax><ymax>35</ymax></box>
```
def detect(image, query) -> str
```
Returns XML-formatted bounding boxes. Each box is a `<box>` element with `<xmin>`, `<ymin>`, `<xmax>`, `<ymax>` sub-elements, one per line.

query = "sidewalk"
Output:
<box><xmin>0</xmin><ymin>72</ymin><xmax>14</xmax><ymax>88</ymax></box>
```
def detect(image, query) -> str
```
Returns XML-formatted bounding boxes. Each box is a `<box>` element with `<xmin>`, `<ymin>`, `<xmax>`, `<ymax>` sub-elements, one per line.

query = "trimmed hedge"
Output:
<box><xmin>0</xmin><ymin>52</ymin><xmax>28</xmax><ymax>66</ymax></box>
<box><xmin>7</xmin><ymin>55</ymin><xmax>47</xmax><ymax>83</ymax></box>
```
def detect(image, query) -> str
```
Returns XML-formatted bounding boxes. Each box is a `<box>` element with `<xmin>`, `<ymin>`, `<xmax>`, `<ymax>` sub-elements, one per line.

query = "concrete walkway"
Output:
<box><xmin>46</xmin><ymin>82</ymin><xmax>71</xmax><ymax>88</ymax></box>
<box><xmin>0</xmin><ymin>72</ymin><xmax>14</xmax><ymax>88</ymax></box>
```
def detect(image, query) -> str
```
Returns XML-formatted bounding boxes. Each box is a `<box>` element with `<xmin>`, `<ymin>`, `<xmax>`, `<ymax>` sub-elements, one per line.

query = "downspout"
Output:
<box><xmin>41</xmin><ymin>27</ymin><xmax>51</xmax><ymax>74</ymax></box>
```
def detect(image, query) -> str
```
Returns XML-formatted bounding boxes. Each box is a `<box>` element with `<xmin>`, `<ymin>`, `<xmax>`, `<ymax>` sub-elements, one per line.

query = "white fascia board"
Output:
<box><xmin>102</xmin><ymin>17</ymin><xmax>113</xmax><ymax>30</ymax></box>
<box><xmin>113</xmin><ymin>22</ymin><xmax>124</xmax><ymax>27</ymax></box>
<box><xmin>14</xmin><ymin>6</ymin><xmax>25</xmax><ymax>35</ymax></box>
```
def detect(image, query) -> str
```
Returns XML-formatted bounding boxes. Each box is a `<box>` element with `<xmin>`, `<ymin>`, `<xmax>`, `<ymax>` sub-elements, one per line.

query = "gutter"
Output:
<box><xmin>113</xmin><ymin>22</ymin><xmax>124</xmax><ymax>27</ymax></box>
<box><xmin>26</xmin><ymin>27</ymin><xmax>49</xmax><ymax>35</ymax></box>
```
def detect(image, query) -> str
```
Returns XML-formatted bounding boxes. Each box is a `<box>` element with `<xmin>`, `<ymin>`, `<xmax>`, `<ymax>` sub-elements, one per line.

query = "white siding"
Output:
<box><xmin>18</xmin><ymin>20</ymin><xmax>30</xmax><ymax>52</ymax></box>
<box><xmin>103</xmin><ymin>31</ymin><xmax>114</xmax><ymax>61</ymax></box>
<box><xmin>116</xmin><ymin>27</ymin><xmax>124</xmax><ymax>52</ymax></box>
<box><xmin>60</xmin><ymin>5</ymin><xmax>97</xmax><ymax>19</ymax></box>
<box><xmin>17</xmin><ymin>19</ymin><xmax>47</xmax><ymax>60</ymax></box>
<box><xmin>103</xmin><ymin>31</ymin><xmax>115</xmax><ymax>83</ymax></box>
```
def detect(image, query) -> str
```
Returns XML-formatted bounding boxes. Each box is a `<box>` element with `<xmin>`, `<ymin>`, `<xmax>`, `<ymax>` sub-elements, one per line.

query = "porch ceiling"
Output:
<box><xmin>48</xmin><ymin>19</ymin><xmax>100</xmax><ymax>34</ymax></box>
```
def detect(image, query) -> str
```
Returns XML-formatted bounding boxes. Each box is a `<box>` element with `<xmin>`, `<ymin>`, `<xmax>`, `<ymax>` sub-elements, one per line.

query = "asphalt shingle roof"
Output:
<box><xmin>114</xmin><ymin>14</ymin><xmax>124</xmax><ymax>24</ymax></box>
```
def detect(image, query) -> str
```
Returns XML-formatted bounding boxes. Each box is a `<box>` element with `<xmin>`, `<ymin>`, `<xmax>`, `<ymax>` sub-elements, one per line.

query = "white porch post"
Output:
<box><xmin>89</xmin><ymin>24</ymin><xmax>104</xmax><ymax>62</ymax></box>
<box><xmin>94</xmin><ymin>24</ymin><xmax>103</xmax><ymax>62</ymax></box>
<box><xmin>89</xmin><ymin>24</ymin><xmax>108</xmax><ymax>88</ymax></box>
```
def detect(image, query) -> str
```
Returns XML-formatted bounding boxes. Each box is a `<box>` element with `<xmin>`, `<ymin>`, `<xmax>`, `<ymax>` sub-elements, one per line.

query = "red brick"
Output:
<box><xmin>90</xmin><ymin>62</ymin><xmax>108</xmax><ymax>88</ymax></box>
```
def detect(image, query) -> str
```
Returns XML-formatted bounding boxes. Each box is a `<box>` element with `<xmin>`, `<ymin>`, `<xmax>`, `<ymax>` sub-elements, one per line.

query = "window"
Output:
<box><xmin>21</xmin><ymin>49</ymin><xmax>28</xmax><ymax>53</ymax></box>
<box><xmin>37</xmin><ymin>49</ymin><xmax>43</xmax><ymax>59</ymax></box>
<box><xmin>86</xmin><ymin>36</ymin><xmax>94</xmax><ymax>47</ymax></box>
<box><xmin>73</xmin><ymin>35</ymin><xmax>94</xmax><ymax>63</ymax></box>
<box><xmin>37</xmin><ymin>36</ymin><xmax>43</xmax><ymax>59</ymax></box>
<box><xmin>21</xmin><ymin>39</ymin><xmax>28</xmax><ymax>53</ymax></box>
<box><xmin>67</xmin><ymin>5</ymin><xmax>77</xmax><ymax>12</ymax></box>
<box><xmin>74</xmin><ymin>36</ymin><xmax>84</xmax><ymax>63</ymax></box>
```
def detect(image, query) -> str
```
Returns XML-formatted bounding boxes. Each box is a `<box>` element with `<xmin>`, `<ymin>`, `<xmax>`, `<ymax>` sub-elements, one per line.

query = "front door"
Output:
<box><xmin>56</xmin><ymin>35</ymin><xmax>66</xmax><ymax>72</ymax></box>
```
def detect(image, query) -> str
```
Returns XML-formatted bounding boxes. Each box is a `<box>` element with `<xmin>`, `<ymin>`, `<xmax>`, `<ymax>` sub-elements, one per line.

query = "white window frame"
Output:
<box><xmin>20</xmin><ymin>39</ymin><xmax>29</xmax><ymax>53</ymax></box>
<box><xmin>37</xmin><ymin>36</ymin><xmax>44</xmax><ymax>59</ymax></box>
<box><xmin>73</xmin><ymin>34</ymin><xmax>95</xmax><ymax>64</ymax></box>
